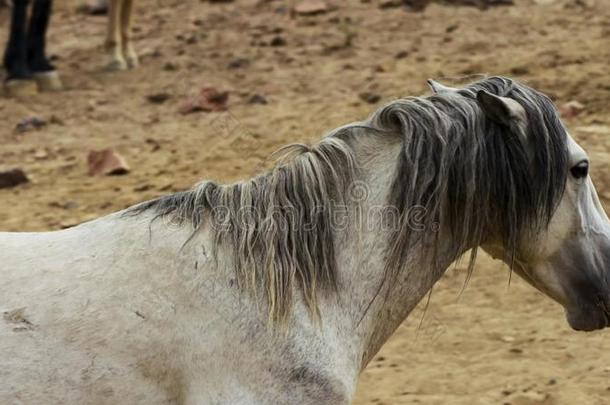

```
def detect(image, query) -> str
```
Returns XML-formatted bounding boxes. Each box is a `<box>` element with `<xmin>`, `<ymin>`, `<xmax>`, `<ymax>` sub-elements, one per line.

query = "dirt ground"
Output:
<box><xmin>1</xmin><ymin>0</ymin><xmax>610</xmax><ymax>403</ymax></box>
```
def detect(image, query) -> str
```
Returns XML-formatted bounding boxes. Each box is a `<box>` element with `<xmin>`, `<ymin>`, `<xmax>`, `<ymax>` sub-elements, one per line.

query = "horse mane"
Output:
<box><xmin>376</xmin><ymin>76</ymin><xmax>569</xmax><ymax>286</ymax></box>
<box><xmin>129</xmin><ymin>76</ymin><xmax>569</xmax><ymax>324</ymax></box>
<box><xmin>130</xmin><ymin>137</ymin><xmax>358</xmax><ymax>323</ymax></box>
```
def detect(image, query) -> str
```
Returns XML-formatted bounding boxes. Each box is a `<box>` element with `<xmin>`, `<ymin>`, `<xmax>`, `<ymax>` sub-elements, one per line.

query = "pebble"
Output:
<box><xmin>293</xmin><ymin>0</ymin><xmax>329</xmax><ymax>15</ymax></box>
<box><xmin>359</xmin><ymin>92</ymin><xmax>381</xmax><ymax>104</ymax></box>
<box><xmin>0</xmin><ymin>169</ymin><xmax>29</xmax><ymax>189</ymax></box>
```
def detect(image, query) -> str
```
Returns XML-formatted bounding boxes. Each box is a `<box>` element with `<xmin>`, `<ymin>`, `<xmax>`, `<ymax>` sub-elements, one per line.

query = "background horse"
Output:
<box><xmin>1</xmin><ymin>76</ymin><xmax>608</xmax><ymax>404</ymax></box>
<box><xmin>2</xmin><ymin>0</ymin><xmax>137</xmax><ymax>95</ymax></box>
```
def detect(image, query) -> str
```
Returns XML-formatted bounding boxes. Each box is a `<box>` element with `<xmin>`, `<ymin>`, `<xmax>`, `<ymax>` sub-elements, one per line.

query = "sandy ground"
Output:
<box><xmin>1</xmin><ymin>0</ymin><xmax>610</xmax><ymax>403</ymax></box>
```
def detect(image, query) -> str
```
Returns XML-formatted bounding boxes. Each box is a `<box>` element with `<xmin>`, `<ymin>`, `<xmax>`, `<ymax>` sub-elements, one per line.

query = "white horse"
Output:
<box><xmin>1</xmin><ymin>77</ymin><xmax>609</xmax><ymax>404</ymax></box>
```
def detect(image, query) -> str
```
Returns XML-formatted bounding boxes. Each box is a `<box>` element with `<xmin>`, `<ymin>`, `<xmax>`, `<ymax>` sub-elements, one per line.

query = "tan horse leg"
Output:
<box><xmin>120</xmin><ymin>0</ymin><xmax>138</xmax><ymax>69</ymax></box>
<box><xmin>105</xmin><ymin>0</ymin><xmax>127</xmax><ymax>71</ymax></box>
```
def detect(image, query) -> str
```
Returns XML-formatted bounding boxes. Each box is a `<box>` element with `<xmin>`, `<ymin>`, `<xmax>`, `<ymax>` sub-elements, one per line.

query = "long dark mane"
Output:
<box><xmin>378</xmin><ymin>76</ymin><xmax>569</xmax><ymax>284</ymax></box>
<box><xmin>129</xmin><ymin>76</ymin><xmax>569</xmax><ymax>323</ymax></box>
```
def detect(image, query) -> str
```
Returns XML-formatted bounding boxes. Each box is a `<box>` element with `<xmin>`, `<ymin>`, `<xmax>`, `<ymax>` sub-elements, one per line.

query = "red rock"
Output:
<box><xmin>87</xmin><ymin>149</ymin><xmax>130</xmax><ymax>176</ymax></box>
<box><xmin>294</xmin><ymin>0</ymin><xmax>329</xmax><ymax>15</ymax></box>
<box><xmin>0</xmin><ymin>168</ymin><xmax>29</xmax><ymax>189</ymax></box>
<box><xmin>559</xmin><ymin>100</ymin><xmax>585</xmax><ymax>118</ymax></box>
<box><xmin>179</xmin><ymin>87</ymin><xmax>229</xmax><ymax>114</ymax></box>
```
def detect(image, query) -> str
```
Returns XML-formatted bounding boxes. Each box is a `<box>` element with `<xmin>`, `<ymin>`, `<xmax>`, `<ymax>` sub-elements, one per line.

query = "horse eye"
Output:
<box><xmin>570</xmin><ymin>161</ymin><xmax>589</xmax><ymax>179</ymax></box>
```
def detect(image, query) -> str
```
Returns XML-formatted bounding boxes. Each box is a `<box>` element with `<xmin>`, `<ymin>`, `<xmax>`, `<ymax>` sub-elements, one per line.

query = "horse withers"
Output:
<box><xmin>1</xmin><ymin>77</ymin><xmax>609</xmax><ymax>404</ymax></box>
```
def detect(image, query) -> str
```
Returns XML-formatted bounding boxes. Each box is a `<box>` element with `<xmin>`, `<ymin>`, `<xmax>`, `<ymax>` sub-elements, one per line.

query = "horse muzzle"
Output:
<box><xmin>565</xmin><ymin>292</ymin><xmax>610</xmax><ymax>331</ymax></box>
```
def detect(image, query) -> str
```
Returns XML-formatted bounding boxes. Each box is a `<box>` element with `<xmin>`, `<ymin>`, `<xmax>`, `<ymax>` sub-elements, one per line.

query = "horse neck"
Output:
<box><xmin>329</xmin><ymin>133</ymin><xmax>468</xmax><ymax>369</ymax></box>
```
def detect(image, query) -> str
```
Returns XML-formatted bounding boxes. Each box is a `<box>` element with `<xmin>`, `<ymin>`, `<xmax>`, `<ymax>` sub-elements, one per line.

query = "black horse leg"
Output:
<box><xmin>3</xmin><ymin>0</ymin><xmax>32</xmax><ymax>80</ymax></box>
<box><xmin>27</xmin><ymin>0</ymin><xmax>55</xmax><ymax>73</ymax></box>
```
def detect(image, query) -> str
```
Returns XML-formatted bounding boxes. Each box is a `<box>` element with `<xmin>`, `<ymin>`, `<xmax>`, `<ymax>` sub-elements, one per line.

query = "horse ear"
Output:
<box><xmin>427</xmin><ymin>79</ymin><xmax>457</xmax><ymax>95</ymax></box>
<box><xmin>476</xmin><ymin>90</ymin><xmax>525</xmax><ymax>127</ymax></box>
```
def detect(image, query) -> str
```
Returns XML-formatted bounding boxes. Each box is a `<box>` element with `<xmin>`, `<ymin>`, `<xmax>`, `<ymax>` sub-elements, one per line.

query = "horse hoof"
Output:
<box><xmin>33</xmin><ymin>70</ymin><xmax>63</xmax><ymax>92</ymax></box>
<box><xmin>105</xmin><ymin>59</ymin><xmax>128</xmax><ymax>72</ymax></box>
<box><xmin>3</xmin><ymin>79</ymin><xmax>38</xmax><ymax>98</ymax></box>
<box><xmin>126</xmin><ymin>54</ymin><xmax>139</xmax><ymax>69</ymax></box>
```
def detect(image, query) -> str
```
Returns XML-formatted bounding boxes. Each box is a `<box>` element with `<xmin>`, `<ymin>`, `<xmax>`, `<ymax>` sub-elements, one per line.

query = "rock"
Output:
<box><xmin>359</xmin><ymin>92</ymin><xmax>381</xmax><ymax>104</ymax></box>
<box><xmin>559</xmin><ymin>100</ymin><xmax>585</xmax><ymax>118</ymax></box>
<box><xmin>248</xmin><ymin>94</ymin><xmax>268</xmax><ymax>105</ymax></box>
<box><xmin>510</xmin><ymin>65</ymin><xmax>530</xmax><ymax>75</ymax></box>
<box><xmin>49</xmin><ymin>201</ymin><xmax>78</xmax><ymax>210</ymax></box>
<box><xmin>147</xmin><ymin>92</ymin><xmax>171</xmax><ymax>104</ymax></box>
<box><xmin>33</xmin><ymin>149</ymin><xmax>49</xmax><ymax>160</ymax></box>
<box><xmin>293</xmin><ymin>0</ymin><xmax>329</xmax><ymax>15</ymax></box>
<box><xmin>179</xmin><ymin>87</ymin><xmax>229</xmax><ymax>114</ymax></box>
<box><xmin>0</xmin><ymin>169</ymin><xmax>29</xmax><ymax>189</ymax></box>
<box><xmin>15</xmin><ymin>116</ymin><xmax>47</xmax><ymax>133</ymax></box>
<box><xmin>404</xmin><ymin>0</ymin><xmax>514</xmax><ymax>10</ymax></box>
<box><xmin>163</xmin><ymin>62</ymin><xmax>179</xmax><ymax>71</ymax></box>
<box><xmin>270</xmin><ymin>36</ymin><xmax>287</xmax><ymax>47</ymax></box>
<box><xmin>87</xmin><ymin>149</ymin><xmax>130</xmax><ymax>176</ymax></box>
<box><xmin>445</xmin><ymin>24</ymin><xmax>459</xmax><ymax>33</ymax></box>
<box><xmin>379</xmin><ymin>0</ymin><xmax>404</xmax><ymax>8</ymax></box>
<box><xmin>227</xmin><ymin>58</ymin><xmax>250</xmax><ymax>69</ymax></box>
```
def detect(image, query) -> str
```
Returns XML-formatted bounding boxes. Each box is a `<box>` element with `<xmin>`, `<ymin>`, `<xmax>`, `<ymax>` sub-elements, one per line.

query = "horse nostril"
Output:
<box><xmin>596</xmin><ymin>295</ymin><xmax>610</xmax><ymax>316</ymax></box>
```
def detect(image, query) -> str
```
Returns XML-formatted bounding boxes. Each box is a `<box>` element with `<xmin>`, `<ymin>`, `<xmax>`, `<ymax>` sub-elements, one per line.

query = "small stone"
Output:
<box><xmin>87</xmin><ymin>149</ymin><xmax>130</xmax><ymax>176</ymax></box>
<box><xmin>510</xmin><ymin>65</ymin><xmax>530</xmax><ymax>75</ymax></box>
<box><xmin>15</xmin><ymin>116</ymin><xmax>47</xmax><ymax>133</ymax></box>
<box><xmin>359</xmin><ymin>92</ymin><xmax>381</xmax><ymax>104</ymax></box>
<box><xmin>179</xmin><ymin>87</ymin><xmax>229</xmax><ymax>114</ymax></box>
<box><xmin>248</xmin><ymin>94</ymin><xmax>268</xmax><ymax>105</ymax></box>
<box><xmin>395</xmin><ymin>50</ymin><xmax>409</xmax><ymax>59</ymax></box>
<box><xmin>147</xmin><ymin>92</ymin><xmax>171</xmax><ymax>104</ymax></box>
<box><xmin>293</xmin><ymin>0</ymin><xmax>329</xmax><ymax>15</ymax></box>
<box><xmin>445</xmin><ymin>24</ymin><xmax>459</xmax><ymax>33</ymax></box>
<box><xmin>49</xmin><ymin>201</ymin><xmax>78</xmax><ymax>210</ymax></box>
<box><xmin>163</xmin><ymin>62</ymin><xmax>179</xmax><ymax>71</ymax></box>
<box><xmin>270</xmin><ymin>36</ymin><xmax>287</xmax><ymax>47</ymax></box>
<box><xmin>0</xmin><ymin>169</ymin><xmax>29</xmax><ymax>189</ymax></box>
<box><xmin>227</xmin><ymin>58</ymin><xmax>250</xmax><ymax>69</ymax></box>
<box><xmin>33</xmin><ymin>149</ymin><xmax>49</xmax><ymax>160</ymax></box>
<box><xmin>379</xmin><ymin>0</ymin><xmax>403</xmax><ymax>9</ymax></box>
